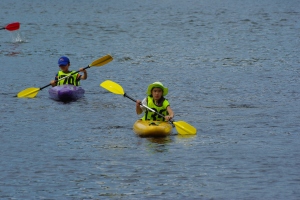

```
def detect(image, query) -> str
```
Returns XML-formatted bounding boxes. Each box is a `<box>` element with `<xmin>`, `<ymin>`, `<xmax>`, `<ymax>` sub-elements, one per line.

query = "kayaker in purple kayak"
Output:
<box><xmin>50</xmin><ymin>56</ymin><xmax>88</xmax><ymax>87</ymax></box>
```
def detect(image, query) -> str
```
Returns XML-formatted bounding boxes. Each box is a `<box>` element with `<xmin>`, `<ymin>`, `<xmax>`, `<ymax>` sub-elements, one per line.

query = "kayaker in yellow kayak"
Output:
<box><xmin>50</xmin><ymin>56</ymin><xmax>88</xmax><ymax>87</ymax></box>
<box><xmin>136</xmin><ymin>82</ymin><xmax>174</xmax><ymax>121</ymax></box>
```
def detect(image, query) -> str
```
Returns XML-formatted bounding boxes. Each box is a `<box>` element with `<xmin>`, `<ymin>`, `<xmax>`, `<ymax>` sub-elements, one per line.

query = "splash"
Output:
<box><xmin>10</xmin><ymin>31</ymin><xmax>27</xmax><ymax>43</ymax></box>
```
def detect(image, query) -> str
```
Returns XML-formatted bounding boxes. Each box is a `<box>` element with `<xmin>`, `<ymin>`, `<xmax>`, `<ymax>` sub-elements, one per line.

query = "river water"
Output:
<box><xmin>1</xmin><ymin>0</ymin><xmax>299</xmax><ymax>199</ymax></box>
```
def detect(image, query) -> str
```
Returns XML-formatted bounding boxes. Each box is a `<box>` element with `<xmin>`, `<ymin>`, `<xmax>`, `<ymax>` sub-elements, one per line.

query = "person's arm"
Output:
<box><xmin>136</xmin><ymin>98</ymin><xmax>146</xmax><ymax>115</ymax></box>
<box><xmin>50</xmin><ymin>75</ymin><xmax>58</xmax><ymax>87</ymax></box>
<box><xmin>165</xmin><ymin>106</ymin><xmax>174</xmax><ymax>121</ymax></box>
<box><xmin>79</xmin><ymin>68</ymin><xmax>87</xmax><ymax>80</ymax></box>
<box><xmin>136</xmin><ymin>100</ymin><xmax>143</xmax><ymax>115</ymax></box>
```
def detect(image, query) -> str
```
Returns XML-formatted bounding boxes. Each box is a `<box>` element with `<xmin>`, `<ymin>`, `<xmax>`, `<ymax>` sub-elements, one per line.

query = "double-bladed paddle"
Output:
<box><xmin>17</xmin><ymin>54</ymin><xmax>113</xmax><ymax>98</ymax></box>
<box><xmin>1</xmin><ymin>22</ymin><xmax>20</xmax><ymax>31</ymax></box>
<box><xmin>100</xmin><ymin>80</ymin><xmax>197</xmax><ymax>135</ymax></box>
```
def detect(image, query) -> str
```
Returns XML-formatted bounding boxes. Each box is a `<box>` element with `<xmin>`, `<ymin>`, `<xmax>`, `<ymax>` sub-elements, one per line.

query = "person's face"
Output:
<box><xmin>151</xmin><ymin>87</ymin><xmax>163</xmax><ymax>100</ymax></box>
<box><xmin>59</xmin><ymin>64</ymin><xmax>70</xmax><ymax>72</ymax></box>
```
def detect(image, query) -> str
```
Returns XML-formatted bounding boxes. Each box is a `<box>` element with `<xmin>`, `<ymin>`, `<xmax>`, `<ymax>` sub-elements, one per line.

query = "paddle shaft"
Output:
<box><xmin>40</xmin><ymin>66</ymin><xmax>90</xmax><ymax>90</ymax></box>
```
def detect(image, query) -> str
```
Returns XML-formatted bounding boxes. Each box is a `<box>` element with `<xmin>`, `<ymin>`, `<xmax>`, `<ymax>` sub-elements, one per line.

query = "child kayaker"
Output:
<box><xmin>50</xmin><ymin>56</ymin><xmax>87</xmax><ymax>87</ymax></box>
<box><xmin>136</xmin><ymin>82</ymin><xmax>174</xmax><ymax>121</ymax></box>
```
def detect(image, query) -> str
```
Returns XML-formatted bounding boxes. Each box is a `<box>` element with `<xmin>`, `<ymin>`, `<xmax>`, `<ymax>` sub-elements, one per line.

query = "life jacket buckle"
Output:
<box><xmin>148</xmin><ymin>121</ymin><xmax>160</xmax><ymax>126</ymax></box>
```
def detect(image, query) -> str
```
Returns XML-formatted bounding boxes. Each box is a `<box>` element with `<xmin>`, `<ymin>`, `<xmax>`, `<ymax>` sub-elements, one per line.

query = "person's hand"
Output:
<box><xmin>50</xmin><ymin>80</ymin><xmax>57</xmax><ymax>87</ymax></box>
<box><xmin>136</xmin><ymin>100</ymin><xmax>141</xmax><ymax>107</ymax></box>
<box><xmin>79</xmin><ymin>68</ymin><xmax>86</xmax><ymax>72</ymax></box>
<box><xmin>164</xmin><ymin>115</ymin><xmax>173</xmax><ymax>121</ymax></box>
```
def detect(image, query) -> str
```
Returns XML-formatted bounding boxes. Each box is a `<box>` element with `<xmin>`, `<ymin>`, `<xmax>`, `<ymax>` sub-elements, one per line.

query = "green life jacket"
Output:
<box><xmin>142</xmin><ymin>96</ymin><xmax>170</xmax><ymax>121</ymax></box>
<box><xmin>57</xmin><ymin>71</ymin><xmax>80</xmax><ymax>86</ymax></box>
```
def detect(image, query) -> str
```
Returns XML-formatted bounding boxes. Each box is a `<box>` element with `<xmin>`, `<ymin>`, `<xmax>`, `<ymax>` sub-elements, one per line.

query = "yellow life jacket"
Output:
<box><xmin>57</xmin><ymin>71</ymin><xmax>80</xmax><ymax>86</ymax></box>
<box><xmin>142</xmin><ymin>96</ymin><xmax>170</xmax><ymax>121</ymax></box>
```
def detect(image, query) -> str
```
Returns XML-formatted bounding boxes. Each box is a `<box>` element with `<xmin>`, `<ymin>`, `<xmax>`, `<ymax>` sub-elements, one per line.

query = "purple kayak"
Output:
<box><xmin>48</xmin><ymin>85</ymin><xmax>85</xmax><ymax>102</ymax></box>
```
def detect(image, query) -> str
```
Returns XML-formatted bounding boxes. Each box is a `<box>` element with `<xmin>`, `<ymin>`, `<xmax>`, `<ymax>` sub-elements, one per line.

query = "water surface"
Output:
<box><xmin>1</xmin><ymin>0</ymin><xmax>299</xmax><ymax>199</ymax></box>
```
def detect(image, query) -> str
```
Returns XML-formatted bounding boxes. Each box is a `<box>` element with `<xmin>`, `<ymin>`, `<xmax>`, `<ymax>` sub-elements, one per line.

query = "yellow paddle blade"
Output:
<box><xmin>90</xmin><ymin>54</ymin><xmax>113</xmax><ymax>67</ymax></box>
<box><xmin>100</xmin><ymin>80</ymin><xmax>124</xmax><ymax>95</ymax></box>
<box><xmin>173</xmin><ymin>121</ymin><xmax>197</xmax><ymax>135</ymax></box>
<box><xmin>17</xmin><ymin>87</ymin><xmax>40</xmax><ymax>98</ymax></box>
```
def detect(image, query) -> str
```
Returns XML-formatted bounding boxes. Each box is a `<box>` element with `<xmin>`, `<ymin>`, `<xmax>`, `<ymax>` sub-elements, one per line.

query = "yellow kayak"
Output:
<box><xmin>133</xmin><ymin>120</ymin><xmax>173</xmax><ymax>137</ymax></box>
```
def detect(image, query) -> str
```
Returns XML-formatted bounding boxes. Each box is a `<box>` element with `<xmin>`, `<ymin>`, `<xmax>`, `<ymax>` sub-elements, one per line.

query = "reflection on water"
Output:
<box><xmin>146</xmin><ymin>136</ymin><xmax>172</xmax><ymax>144</ymax></box>
<box><xmin>176</xmin><ymin>135</ymin><xmax>197</xmax><ymax>140</ymax></box>
<box><xmin>143</xmin><ymin>134</ymin><xmax>197</xmax><ymax>153</ymax></box>
<box><xmin>145</xmin><ymin>136</ymin><xmax>173</xmax><ymax>153</ymax></box>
